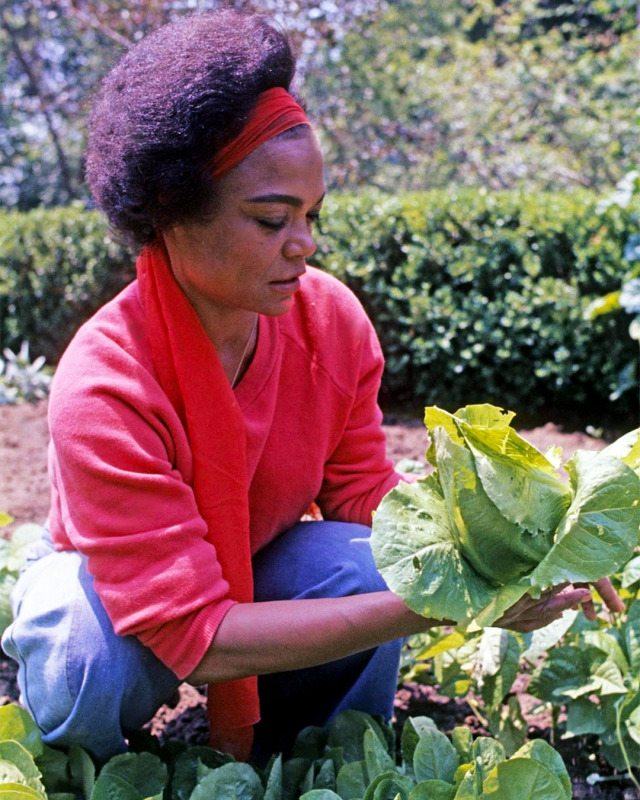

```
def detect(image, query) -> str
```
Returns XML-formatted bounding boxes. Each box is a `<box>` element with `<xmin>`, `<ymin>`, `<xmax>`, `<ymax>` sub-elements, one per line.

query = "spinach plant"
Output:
<box><xmin>0</xmin><ymin>703</ymin><xmax>574</xmax><ymax>800</ymax></box>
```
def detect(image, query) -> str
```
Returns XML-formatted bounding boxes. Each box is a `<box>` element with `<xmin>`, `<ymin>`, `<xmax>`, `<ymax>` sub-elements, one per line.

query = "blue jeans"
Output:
<box><xmin>2</xmin><ymin>521</ymin><xmax>402</xmax><ymax>763</ymax></box>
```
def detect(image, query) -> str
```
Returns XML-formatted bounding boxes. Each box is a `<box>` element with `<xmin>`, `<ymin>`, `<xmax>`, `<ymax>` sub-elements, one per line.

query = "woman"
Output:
<box><xmin>2</xmin><ymin>9</ymin><xmax>619</xmax><ymax>766</ymax></box>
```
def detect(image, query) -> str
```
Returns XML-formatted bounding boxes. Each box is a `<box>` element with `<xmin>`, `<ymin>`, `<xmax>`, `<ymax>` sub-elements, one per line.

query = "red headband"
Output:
<box><xmin>211</xmin><ymin>87</ymin><xmax>309</xmax><ymax>179</ymax></box>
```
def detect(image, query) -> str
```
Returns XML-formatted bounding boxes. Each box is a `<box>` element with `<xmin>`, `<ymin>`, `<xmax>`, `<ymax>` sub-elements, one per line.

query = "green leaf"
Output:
<box><xmin>413</xmin><ymin>729</ymin><xmax>459</xmax><ymax>784</ymax></box>
<box><xmin>487</xmin><ymin>698</ymin><xmax>527</xmax><ymax>757</ymax></box>
<box><xmin>336</xmin><ymin>760</ymin><xmax>367</xmax><ymax>800</ymax></box>
<box><xmin>528</xmin><ymin>450</ymin><xmax>640</xmax><ymax>588</ymax></box>
<box><xmin>582</xmin><ymin>630</ymin><xmax>630</xmax><ymax>675</ymax></box>
<box><xmin>481</xmin><ymin>759</ymin><xmax>569</xmax><ymax>799</ymax></box>
<box><xmin>602</xmin><ymin>428</ymin><xmax>640</xmax><ymax>475</ymax></box>
<box><xmin>34</xmin><ymin>746</ymin><xmax>70</xmax><ymax>796</ymax></box>
<box><xmin>7</xmin><ymin>525</ymin><xmax>44</xmax><ymax>573</ymax></box>
<box><xmin>188</xmin><ymin>762</ymin><xmax>264</xmax><ymax>800</ymax></box>
<box><xmin>521</xmin><ymin>610</ymin><xmax>578</xmax><ymax>663</ymax></box>
<box><xmin>0</xmin><ymin>706</ymin><xmax>43</xmax><ymax>759</ymax></box>
<box><xmin>432</xmin><ymin>428</ymin><xmax>542</xmax><ymax>585</ymax></box>
<box><xmin>625</xmin><ymin>600</ymin><xmax>640</xmax><ymax>675</ymax></box>
<box><xmin>528</xmin><ymin>644</ymin><xmax>608</xmax><ymax>703</ymax></box>
<box><xmin>0</xmin><ymin>572</ymin><xmax>17</xmax><ymax>637</ymax></box>
<box><xmin>292</xmin><ymin>727</ymin><xmax>327</xmax><ymax>761</ymax></box>
<box><xmin>474</xmin><ymin>628</ymin><xmax>509</xmax><ymax>679</ymax></box>
<box><xmin>0</xmin><ymin>742</ymin><xmax>44</xmax><ymax>794</ymax></box>
<box><xmin>371</xmin><ymin>476</ymin><xmax>495</xmax><ymax>625</ymax></box>
<box><xmin>313</xmin><ymin>759</ymin><xmax>336</xmax><ymax>792</ymax></box>
<box><xmin>364</xmin><ymin>729</ymin><xmax>395</xmax><ymax>781</ymax></box>
<box><xmin>450</xmin><ymin>728</ymin><xmax>472</xmax><ymax>765</ymax></box>
<box><xmin>562</xmin><ymin>658</ymin><xmax>627</xmax><ymax>699</ymax></box>
<box><xmin>476</xmin><ymin>630</ymin><xmax>520</xmax><ymax>710</ymax></box>
<box><xmin>408</xmin><ymin>779</ymin><xmax>455</xmax><ymax>800</ymax></box>
<box><xmin>0</xmin><ymin>784</ymin><xmax>45</xmax><ymax>800</ymax></box>
<box><xmin>470</xmin><ymin>737</ymin><xmax>505</xmax><ymax>788</ymax></box>
<box><xmin>622</xmin><ymin>555</ymin><xmax>640</xmax><ymax>589</ymax></box>
<box><xmin>411</xmin><ymin>631</ymin><xmax>466</xmax><ymax>661</ymax></box>
<box><xmin>282</xmin><ymin>759</ymin><xmax>313</xmax><ymax>800</ymax></box>
<box><xmin>450</xmin><ymin>769</ymin><xmax>477</xmax><ymax>799</ymax></box>
<box><xmin>91</xmin><ymin>774</ymin><xmax>146</xmax><ymax>800</ymax></box>
<box><xmin>565</xmin><ymin>698</ymin><xmax>605</xmax><ymax>736</ymax></box>
<box><xmin>299</xmin><ymin>792</ymin><xmax>342</xmax><ymax>800</ymax></box>
<box><xmin>363</xmin><ymin>771</ymin><xmax>415</xmax><ymax>800</ymax></box>
<box><xmin>94</xmin><ymin>753</ymin><xmax>167</xmax><ymax>800</ymax></box>
<box><xmin>171</xmin><ymin>747</ymin><xmax>234</xmax><ymax>800</ymax></box>
<box><xmin>326</xmin><ymin>712</ymin><xmax>390</xmax><ymax>764</ymax></box>
<box><xmin>510</xmin><ymin>740</ymin><xmax>571</xmax><ymax>800</ymax></box>
<box><xmin>461</xmin><ymin>421</ymin><xmax>570</xmax><ymax>537</ymax></box>
<box><xmin>400</xmin><ymin>718</ymin><xmax>437</xmax><ymax>769</ymax></box>
<box><xmin>584</xmin><ymin>290</ymin><xmax>621</xmax><ymax>320</ymax></box>
<box><xmin>263</xmin><ymin>754</ymin><xmax>282</xmax><ymax>800</ymax></box>
<box><xmin>68</xmin><ymin>746</ymin><xmax>94</xmax><ymax>800</ymax></box>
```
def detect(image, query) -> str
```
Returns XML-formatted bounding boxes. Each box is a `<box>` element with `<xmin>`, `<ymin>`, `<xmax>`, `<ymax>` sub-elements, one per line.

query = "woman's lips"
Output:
<box><xmin>269</xmin><ymin>273</ymin><xmax>304</xmax><ymax>293</ymax></box>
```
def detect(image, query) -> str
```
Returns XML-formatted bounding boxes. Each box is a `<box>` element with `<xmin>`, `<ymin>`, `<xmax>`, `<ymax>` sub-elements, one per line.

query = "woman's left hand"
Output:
<box><xmin>494</xmin><ymin>578</ymin><xmax>623</xmax><ymax>633</ymax></box>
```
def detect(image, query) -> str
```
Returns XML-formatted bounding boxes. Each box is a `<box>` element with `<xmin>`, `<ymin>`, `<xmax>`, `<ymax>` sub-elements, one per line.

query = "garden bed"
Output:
<box><xmin>1</xmin><ymin>400</ymin><xmax>638</xmax><ymax>798</ymax></box>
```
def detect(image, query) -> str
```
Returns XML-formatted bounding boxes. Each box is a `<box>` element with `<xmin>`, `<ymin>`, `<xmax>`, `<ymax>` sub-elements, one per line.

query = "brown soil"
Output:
<box><xmin>1</xmin><ymin>400</ymin><xmax>637</xmax><ymax>798</ymax></box>
<box><xmin>0</xmin><ymin>400</ymin><xmax>608</xmax><ymax>534</ymax></box>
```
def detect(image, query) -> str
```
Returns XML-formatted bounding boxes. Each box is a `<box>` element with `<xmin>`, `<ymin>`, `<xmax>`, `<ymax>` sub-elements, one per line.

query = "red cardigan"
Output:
<box><xmin>47</xmin><ymin>266</ymin><xmax>401</xmax><ymax>679</ymax></box>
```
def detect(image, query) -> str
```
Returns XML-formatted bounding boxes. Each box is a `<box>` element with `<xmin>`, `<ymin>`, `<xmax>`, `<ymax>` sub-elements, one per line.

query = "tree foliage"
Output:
<box><xmin>0</xmin><ymin>0</ymin><xmax>637</xmax><ymax>208</ymax></box>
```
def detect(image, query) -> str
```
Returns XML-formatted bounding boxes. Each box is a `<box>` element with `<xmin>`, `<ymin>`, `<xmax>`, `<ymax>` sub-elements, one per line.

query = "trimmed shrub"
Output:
<box><xmin>0</xmin><ymin>205</ymin><xmax>134</xmax><ymax>363</ymax></box>
<box><xmin>312</xmin><ymin>190</ymin><xmax>639</xmax><ymax>423</ymax></box>
<box><xmin>0</xmin><ymin>193</ymin><xmax>637</xmax><ymax>422</ymax></box>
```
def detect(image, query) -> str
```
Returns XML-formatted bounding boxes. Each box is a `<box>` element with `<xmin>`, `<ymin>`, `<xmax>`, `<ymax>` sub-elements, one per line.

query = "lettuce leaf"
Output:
<box><xmin>372</xmin><ymin>405</ymin><xmax>640</xmax><ymax>629</ymax></box>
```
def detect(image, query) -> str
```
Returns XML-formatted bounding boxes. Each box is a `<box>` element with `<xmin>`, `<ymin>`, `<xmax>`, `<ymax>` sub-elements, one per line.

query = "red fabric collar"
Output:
<box><xmin>211</xmin><ymin>87</ymin><xmax>309</xmax><ymax>178</ymax></box>
<box><xmin>137</xmin><ymin>243</ymin><xmax>259</xmax><ymax>735</ymax></box>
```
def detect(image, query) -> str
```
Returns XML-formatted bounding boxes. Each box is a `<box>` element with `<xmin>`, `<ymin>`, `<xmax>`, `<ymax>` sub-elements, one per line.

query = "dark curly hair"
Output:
<box><xmin>85</xmin><ymin>10</ymin><xmax>298</xmax><ymax>250</ymax></box>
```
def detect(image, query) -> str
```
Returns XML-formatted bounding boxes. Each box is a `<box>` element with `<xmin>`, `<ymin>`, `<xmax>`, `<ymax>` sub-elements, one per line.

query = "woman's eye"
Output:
<box><xmin>257</xmin><ymin>218</ymin><xmax>286</xmax><ymax>231</ymax></box>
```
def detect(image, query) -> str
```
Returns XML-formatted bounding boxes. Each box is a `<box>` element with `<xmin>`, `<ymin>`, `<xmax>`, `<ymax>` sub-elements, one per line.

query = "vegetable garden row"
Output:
<box><xmin>0</xmin><ymin>403</ymin><xmax>639</xmax><ymax>798</ymax></box>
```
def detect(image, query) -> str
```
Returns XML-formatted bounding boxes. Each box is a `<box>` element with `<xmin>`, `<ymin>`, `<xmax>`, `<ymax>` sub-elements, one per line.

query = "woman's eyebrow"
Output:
<box><xmin>245</xmin><ymin>192</ymin><xmax>325</xmax><ymax>207</ymax></box>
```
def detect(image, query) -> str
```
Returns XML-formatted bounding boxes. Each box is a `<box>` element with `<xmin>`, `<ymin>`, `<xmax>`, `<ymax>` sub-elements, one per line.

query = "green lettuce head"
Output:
<box><xmin>371</xmin><ymin>404</ymin><xmax>640</xmax><ymax>629</ymax></box>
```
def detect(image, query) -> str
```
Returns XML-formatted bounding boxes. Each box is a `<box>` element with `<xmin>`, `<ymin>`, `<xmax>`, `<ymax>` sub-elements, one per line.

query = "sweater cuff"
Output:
<box><xmin>136</xmin><ymin>599</ymin><xmax>237</xmax><ymax>679</ymax></box>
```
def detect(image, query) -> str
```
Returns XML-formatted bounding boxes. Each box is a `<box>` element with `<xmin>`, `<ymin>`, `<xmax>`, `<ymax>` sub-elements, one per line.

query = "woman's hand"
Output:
<box><xmin>494</xmin><ymin>579</ymin><xmax>623</xmax><ymax>633</ymax></box>
<box><xmin>574</xmin><ymin>577</ymin><xmax>625</xmax><ymax>621</ymax></box>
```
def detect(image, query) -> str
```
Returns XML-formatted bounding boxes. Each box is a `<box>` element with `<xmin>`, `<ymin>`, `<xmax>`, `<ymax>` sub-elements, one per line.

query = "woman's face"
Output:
<box><xmin>163</xmin><ymin>128</ymin><xmax>325</xmax><ymax>323</ymax></box>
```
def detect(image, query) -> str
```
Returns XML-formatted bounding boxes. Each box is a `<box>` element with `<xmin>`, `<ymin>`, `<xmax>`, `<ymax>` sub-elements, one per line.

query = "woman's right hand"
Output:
<box><xmin>494</xmin><ymin>584</ymin><xmax>592</xmax><ymax>633</ymax></box>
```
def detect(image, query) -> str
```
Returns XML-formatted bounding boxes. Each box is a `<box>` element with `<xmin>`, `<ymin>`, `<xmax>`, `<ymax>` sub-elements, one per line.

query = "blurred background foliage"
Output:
<box><xmin>0</xmin><ymin>0</ymin><xmax>638</xmax><ymax>207</ymax></box>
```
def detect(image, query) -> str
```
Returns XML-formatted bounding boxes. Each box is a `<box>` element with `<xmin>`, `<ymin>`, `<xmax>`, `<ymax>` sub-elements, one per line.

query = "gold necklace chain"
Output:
<box><xmin>231</xmin><ymin>314</ymin><xmax>259</xmax><ymax>388</ymax></box>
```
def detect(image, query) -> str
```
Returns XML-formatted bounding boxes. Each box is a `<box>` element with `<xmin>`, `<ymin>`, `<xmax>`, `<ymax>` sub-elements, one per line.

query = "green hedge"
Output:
<box><xmin>0</xmin><ymin>205</ymin><xmax>133</xmax><ymax>364</ymax></box>
<box><xmin>313</xmin><ymin>191</ymin><xmax>639</xmax><ymax>423</ymax></box>
<box><xmin>0</xmin><ymin>194</ymin><xmax>637</xmax><ymax>422</ymax></box>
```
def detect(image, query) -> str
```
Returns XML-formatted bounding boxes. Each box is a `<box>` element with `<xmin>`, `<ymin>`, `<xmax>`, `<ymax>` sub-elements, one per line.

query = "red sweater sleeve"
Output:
<box><xmin>48</xmin><ymin>303</ymin><xmax>235</xmax><ymax>679</ymax></box>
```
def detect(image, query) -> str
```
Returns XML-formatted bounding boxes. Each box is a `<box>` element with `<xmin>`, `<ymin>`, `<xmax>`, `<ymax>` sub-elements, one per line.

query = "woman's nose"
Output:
<box><xmin>283</xmin><ymin>227</ymin><xmax>316</xmax><ymax>260</ymax></box>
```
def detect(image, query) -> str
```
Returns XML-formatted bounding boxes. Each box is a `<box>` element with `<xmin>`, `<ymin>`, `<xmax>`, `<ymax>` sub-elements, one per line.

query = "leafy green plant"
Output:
<box><xmin>0</xmin><ymin>342</ymin><xmax>52</xmax><ymax>405</ymax></box>
<box><xmin>0</xmin><ymin>703</ymin><xmax>574</xmax><ymax>800</ymax></box>
<box><xmin>398</xmin><ymin>613</ymin><xmax>579</xmax><ymax>759</ymax></box>
<box><xmin>0</xmin><ymin>514</ymin><xmax>43</xmax><ymax>636</ymax></box>
<box><xmin>372</xmin><ymin>404</ymin><xmax>640</xmax><ymax>629</ymax></box>
<box><xmin>526</xmin><ymin>596</ymin><xmax>640</xmax><ymax>791</ymax></box>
